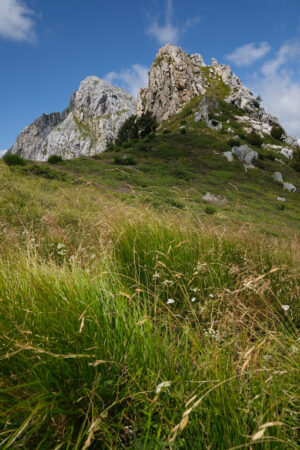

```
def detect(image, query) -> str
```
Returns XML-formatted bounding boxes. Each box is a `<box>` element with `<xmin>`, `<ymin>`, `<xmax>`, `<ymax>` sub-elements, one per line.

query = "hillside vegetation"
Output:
<box><xmin>0</xmin><ymin>74</ymin><xmax>300</xmax><ymax>448</ymax></box>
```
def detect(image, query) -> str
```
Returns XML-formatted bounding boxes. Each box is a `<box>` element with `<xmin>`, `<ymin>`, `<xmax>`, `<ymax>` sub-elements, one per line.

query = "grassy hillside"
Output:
<box><xmin>0</xmin><ymin>82</ymin><xmax>299</xmax><ymax>448</ymax></box>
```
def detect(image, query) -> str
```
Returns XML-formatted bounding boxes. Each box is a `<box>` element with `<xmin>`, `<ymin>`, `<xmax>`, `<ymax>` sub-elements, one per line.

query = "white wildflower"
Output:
<box><xmin>156</xmin><ymin>381</ymin><xmax>171</xmax><ymax>394</ymax></box>
<box><xmin>162</xmin><ymin>279</ymin><xmax>173</xmax><ymax>286</ymax></box>
<box><xmin>190</xmin><ymin>287</ymin><xmax>200</xmax><ymax>293</ymax></box>
<box><xmin>167</xmin><ymin>298</ymin><xmax>175</xmax><ymax>304</ymax></box>
<box><xmin>281</xmin><ymin>305</ymin><xmax>290</xmax><ymax>311</ymax></box>
<box><xmin>208</xmin><ymin>294</ymin><xmax>214</xmax><ymax>298</ymax></box>
<box><xmin>191</xmin><ymin>297</ymin><xmax>196</xmax><ymax>302</ymax></box>
<box><xmin>152</xmin><ymin>271</ymin><xmax>160</xmax><ymax>280</ymax></box>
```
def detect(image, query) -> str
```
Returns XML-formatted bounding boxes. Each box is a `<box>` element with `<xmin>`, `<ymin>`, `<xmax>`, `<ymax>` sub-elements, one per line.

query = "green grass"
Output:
<box><xmin>0</xmin><ymin>218</ymin><xmax>299</xmax><ymax>449</ymax></box>
<box><xmin>1</xmin><ymin>72</ymin><xmax>300</xmax><ymax>447</ymax></box>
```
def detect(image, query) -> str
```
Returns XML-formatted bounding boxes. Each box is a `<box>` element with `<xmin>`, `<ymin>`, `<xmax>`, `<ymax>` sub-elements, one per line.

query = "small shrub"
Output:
<box><xmin>247</xmin><ymin>131</ymin><xmax>263</xmax><ymax>147</ymax></box>
<box><xmin>179</xmin><ymin>128</ymin><xmax>187</xmax><ymax>134</ymax></box>
<box><xmin>3</xmin><ymin>153</ymin><xmax>26</xmax><ymax>166</ymax></box>
<box><xmin>162</xmin><ymin>129</ymin><xmax>171</xmax><ymax>134</ymax></box>
<box><xmin>271</xmin><ymin>125</ymin><xmax>284</xmax><ymax>140</ymax></box>
<box><xmin>180</xmin><ymin>120</ymin><xmax>187</xmax><ymax>125</ymax></box>
<box><xmin>277</xmin><ymin>203</ymin><xmax>285</xmax><ymax>211</ymax></box>
<box><xmin>238</xmin><ymin>133</ymin><xmax>247</xmax><ymax>140</ymax></box>
<box><xmin>113</xmin><ymin>155</ymin><xmax>136</xmax><ymax>166</ymax></box>
<box><xmin>265</xmin><ymin>153</ymin><xmax>275</xmax><ymax>161</ymax></box>
<box><xmin>48</xmin><ymin>154</ymin><xmax>63</xmax><ymax>164</ymax></box>
<box><xmin>228</xmin><ymin>137</ymin><xmax>240</xmax><ymax>147</ymax></box>
<box><xmin>204</xmin><ymin>205</ymin><xmax>216</xmax><ymax>215</ymax></box>
<box><xmin>23</xmin><ymin>164</ymin><xmax>67</xmax><ymax>181</ymax></box>
<box><xmin>291</xmin><ymin>149</ymin><xmax>300</xmax><ymax>172</ymax></box>
<box><xmin>122</xmin><ymin>141</ymin><xmax>133</xmax><ymax>149</ymax></box>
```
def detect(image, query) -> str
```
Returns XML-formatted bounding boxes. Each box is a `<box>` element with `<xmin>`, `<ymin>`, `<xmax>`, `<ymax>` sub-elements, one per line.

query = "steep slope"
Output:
<box><xmin>137</xmin><ymin>44</ymin><xmax>297</xmax><ymax>147</ymax></box>
<box><xmin>9</xmin><ymin>77</ymin><xmax>136</xmax><ymax>161</ymax></box>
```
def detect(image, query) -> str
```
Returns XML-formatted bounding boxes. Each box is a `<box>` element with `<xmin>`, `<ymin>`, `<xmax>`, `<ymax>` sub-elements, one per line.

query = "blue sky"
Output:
<box><xmin>1</xmin><ymin>0</ymin><xmax>300</xmax><ymax>151</ymax></box>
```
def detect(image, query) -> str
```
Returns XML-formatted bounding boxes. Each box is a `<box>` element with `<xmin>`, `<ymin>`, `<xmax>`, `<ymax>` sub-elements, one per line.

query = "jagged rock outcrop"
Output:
<box><xmin>274</xmin><ymin>172</ymin><xmax>296</xmax><ymax>192</ymax></box>
<box><xmin>137</xmin><ymin>44</ymin><xmax>298</xmax><ymax>147</ymax></box>
<box><xmin>9</xmin><ymin>77</ymin><xmax>136</xmax><ymax>161</ymax></box>
<box><xmin>137</xmin><ymin>44</ymin><xmax>206</xmax><ymax>123</ymax></box>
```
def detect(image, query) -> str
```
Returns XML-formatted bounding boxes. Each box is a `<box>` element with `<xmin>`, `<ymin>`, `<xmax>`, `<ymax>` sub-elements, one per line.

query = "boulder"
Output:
<box><xmin>232</xmin><ymin>144</ymin><xmax>258</xmax><ymax>165</ymax></box>
<box><xmin>283</xmin><ymin>182</ymin><xmax>296</xmax><ymax>192</ymax></box>
<box><xmin>274</xmin><ymin>172</ymin><xmax>284</xmax><ymax>184</ymax></box>
<box><xmin>280</xmin><ymin>148</ymin><xmax>294</xmax><ymax>159</ymax></box>
<box><xmin>223</xmin><ymin>151</ymin><xmax>234</xmax><ymax>162</ymax></box>
<box><xmin>208</xmin><ymin>119</ymin><xmax>222</xmax><ymax>131</ymax></box>
<box><xmin>203</xmin><ymin>192</ymin><xmax>227</xmax><ymax>206</ymax></box>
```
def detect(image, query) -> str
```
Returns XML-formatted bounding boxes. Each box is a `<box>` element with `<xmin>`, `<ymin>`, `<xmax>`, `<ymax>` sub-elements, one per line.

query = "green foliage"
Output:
<box><xmin>228</xmin><ymin>137</ymin><xmax>240</xmax><ymax>147</ymax></box>
<box><xmin>116</xmin><ymin>115</ymin><xmax>138</xmax><ymax>145</ymax></box>
<box><xmin>113</xmin><ymin>155</ymin><xmax>136</xmax><ymax>165</ymax></box>
<box><xmin>247</xmin><ymin>130</ymin><xmax>263</xmax><ymax>147</ymax></box>
<box><xmin>48</xmin><ymin>154</ymin><xmax>63</xmax><ymax>164</ymax></box>
<box><xmin>291</xmin><ymin>149</ymin><xmax>300</xmax><ymax>173</ymax></box>
<box><xmin>116</xmin><ymin>112</ymin><xmax>157</xmax><ymax>147</ymax></box>
<box><xmin>179</xmin><ymin>128</ymin><xmax>187</xmax><ymax>134</ymax></box>
<box><xmin>271</xmin><ymin>125</ymin><xmax>284</xmax><ymax>140</ymax></box>
<box><xmin>204</xmin><ymin>205</ymin><xmax>216</xmax><ymax>214</ymax></box>
<box><xmin>3</xmin><ymin>153</ymin><xmax>26</xmax><ymax>166</ymax></box>
<box><xmin>22</xmin><ymin>163</ymin><xmax>68</xmax><ymax>181</ymax></box>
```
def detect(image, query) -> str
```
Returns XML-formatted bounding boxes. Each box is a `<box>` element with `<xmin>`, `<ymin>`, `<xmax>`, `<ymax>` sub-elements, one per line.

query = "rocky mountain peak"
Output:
<box><xmin>136</xmin><ymin>44</ymin><xmax>206</xmax><ymax>123</ymax></box>
<box><xmin>9</xmin><ymin>76</ymin><xmax>136</xmax><ymax>161</ymax></box>
<box><xmin>137</xmin><ymin>44</ymin><xmax>298</xmax><ymax>146</ymax></box>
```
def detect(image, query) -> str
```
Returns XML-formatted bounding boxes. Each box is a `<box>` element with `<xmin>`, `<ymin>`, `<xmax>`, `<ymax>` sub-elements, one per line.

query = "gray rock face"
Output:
<box><xmin>136</xmin><ymin>44</ymin><xmax>206</xmax><ymax>123</ymax></box>
<box><xmin>137</xmin><ymin>45</ymin><xmax>298</xmax><ymax>147</ymax></box>
<box><xmin>274</xmin><ymin>172</ymin><xmax>284</xmax><ymax>184</ymax></box>
<box><xmin>9</xmin><ymin>77</ymin><xmax>136</xmax><ymax>161</ymax></box>
<box><xmin>274</xmin><ymin>172</ymin><xmax>296</xmax><ymax>192</ymax></box>
<box><xmin>202</xmin><ymin>192</ymin><xmax>227</xmax><ymax>206</ymax></box>
<box><xmin>232</xmin><ymin>145</ymin><xmax>258</xmax><ymax>165</ymax></box>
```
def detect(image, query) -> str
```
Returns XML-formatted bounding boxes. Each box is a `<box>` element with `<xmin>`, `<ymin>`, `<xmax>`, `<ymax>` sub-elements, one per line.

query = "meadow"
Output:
<box><xmin>0</xmin><ymin>158</ymin><xmax>299</xmax><ymax>449</ymax></box>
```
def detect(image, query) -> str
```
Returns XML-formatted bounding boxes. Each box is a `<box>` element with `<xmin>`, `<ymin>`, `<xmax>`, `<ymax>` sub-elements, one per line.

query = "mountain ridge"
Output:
<box><xmin>8</xmin><ymin>44</ymin><xmax>299</xmax><ymax>161</ymax></box>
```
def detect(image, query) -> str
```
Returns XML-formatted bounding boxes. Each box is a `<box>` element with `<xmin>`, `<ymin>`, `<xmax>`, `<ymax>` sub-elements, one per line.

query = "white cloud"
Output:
<box><xmin>226</xmin><ymin>42</ymin><xmax>271</xmax><ymax>67</ymax></box>
<box><xmin>0</xmin><ymin>150</ymin><xmax>7</xmax><ymax>157</ymax></box>
<box><xmin>147</xmin><ymin>0</ymin><xmax>179</xmax><ymax>45</ymax></box>
<box><xmin>0</xmin><ymin>0</ymin><xmax>37</xmax><ymax>43</ymax></box>
<box><xmin>250</xmin><ymin>42</ymin><xmax>300</xmax><ymax>138</ymax></box>
<box><xmin>105</xmin><ymin>64</ymin><xmax>149</xmax><ymax>98</ymax></box>
<box><xmin>262</xmin><ymin>42</ymin><xmax>300</xmax><ymax>76</ymax></box>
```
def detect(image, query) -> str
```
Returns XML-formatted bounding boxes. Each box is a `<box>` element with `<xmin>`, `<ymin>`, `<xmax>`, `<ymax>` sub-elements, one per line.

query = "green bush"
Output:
<box><xmin>228</xmin><ymin>137</ymin><xmax>240</xmax><ymax>147</ymax></box>
<box><xmin>3</xmin><ymin>153</ymin><xmax>26</xmax><ymax>166</ymax></box>
<box><xmin>24</xmin><ymin>164</ymin><xmax>68</xmax><ymax>181</ymax></box>
<box><xmin>247</xmin><ymin>131</ymin><xmax>263</xmax><ymax>147</ymax></box>
<box><xmin>179</xmin><ymin>128</ymin><xmax>187</xmax><ymax>134</ymax></box>
<box><xmin>204</xmin><ymin>205</ymin><xmax>216</xmax><ymax>215</ymax></box>
<box><xmin>48</xmin><ymin>154</ymin><xmax>63</xmax><ymax>164</ymax></box>
<box><xmin>271</xmin><ymin>125</ymin><xmax>284</xmax><ymax>140</ymax></box>
<box><xmin>291</xmin><ymin>149</ymin><xmax>300</xmax><ymax>172</ymax></box>
<box><xmin>277</xmin><ymin>203</ymin><xmax>285</xmax><ymax>211</ymax></box>
<box><xmin>113</xmin><ymin>155</ymin><xmax>136</xmax><ymax>166</ymax></box>
<box><xmin>116</xmin><ymin>112</ymin><xmax>157</xmax><ymax>146</ymax></box>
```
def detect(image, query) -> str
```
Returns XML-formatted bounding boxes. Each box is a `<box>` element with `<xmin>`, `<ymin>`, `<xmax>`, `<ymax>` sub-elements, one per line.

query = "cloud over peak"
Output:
<box><xmin>0</xmin><ymin>0</ymin><xmax>37</xmax><ymax>43</ymax></box>
<box><xmin>105</xmin><ymin>64</ymin><xmax>149</xmax><ymax>98</ymax></box>
<box><xmin>226</xmin><ymin>42</ymin><xmax>271</xmax><ymax>67</ymax></box>
<box><xmin>147</xmin><ymin>0</ymin><xmax>179</xmax><ymax>45</ymax></box>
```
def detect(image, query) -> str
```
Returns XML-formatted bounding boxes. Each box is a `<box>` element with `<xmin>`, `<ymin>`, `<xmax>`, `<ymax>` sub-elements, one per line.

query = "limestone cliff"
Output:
<box><xmin>9</xmin><ymin>77</ymin><xmax>136</xmax><ymax>161</ymax></box>
<box><xmin>137</xmin><ymin>44</ymin><xmax>297</xmax><ymax>146</ymax></box>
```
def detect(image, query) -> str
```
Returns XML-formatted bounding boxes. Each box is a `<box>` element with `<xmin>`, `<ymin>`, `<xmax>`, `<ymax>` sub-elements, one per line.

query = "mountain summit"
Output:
<box><xmin>9</xmin><ymin>44</ymin><xmax>298</xmax><ymax>161</ymax></box>
<box><xmin>9</xmin><ymin>77</ymin><xmax>136</xmax><ymax>161</ymax></box>
<box><xmin>137</xmin><ymin>44</ymin><xmax>297</xmax><ymax>146</ymax></box>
